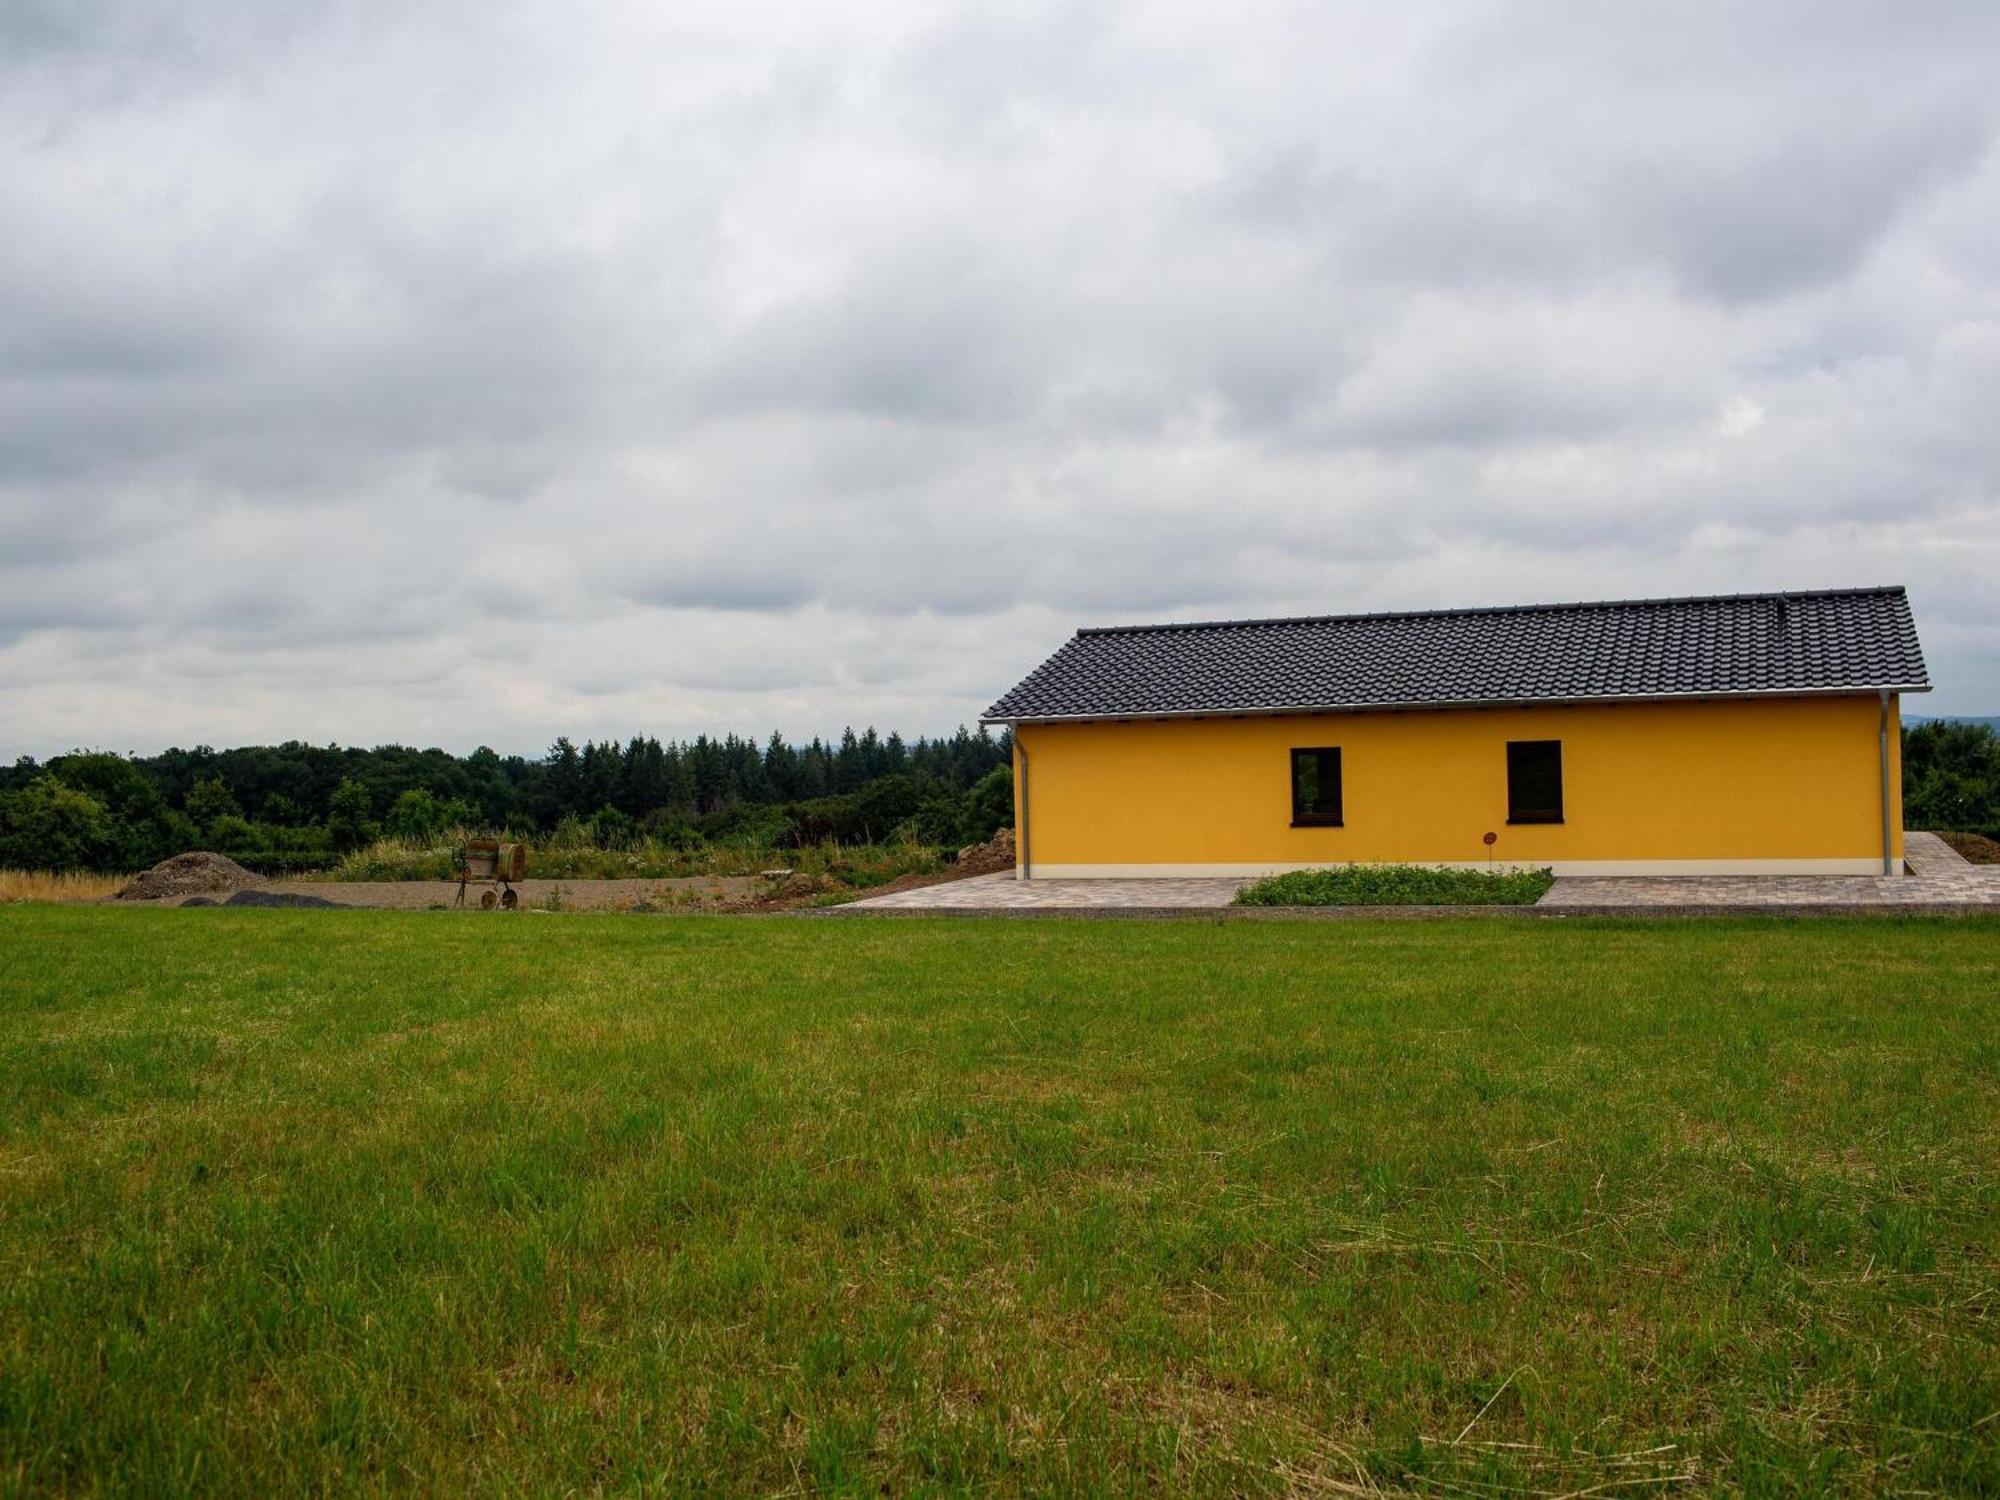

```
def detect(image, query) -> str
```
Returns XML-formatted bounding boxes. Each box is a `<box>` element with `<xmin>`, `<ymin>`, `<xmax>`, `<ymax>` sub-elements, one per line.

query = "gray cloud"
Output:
<box><xmin>3</xmin><ymin>0</ymin><xmax>1999</xmax><ymax>758</ymax></box>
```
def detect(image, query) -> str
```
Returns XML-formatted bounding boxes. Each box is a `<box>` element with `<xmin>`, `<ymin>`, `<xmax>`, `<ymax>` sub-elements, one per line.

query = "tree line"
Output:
<box><xmin>1903</xmin><ymin>718</ymin><xmax>2000</xmax><ymax>836</ymax></box>
<box><xmin>0</xmin><ymin>726</ymin><xmax>1016</xmax><ymax>873</ymax></box>
<box><xmin>6</xmin><ymin>717</ymin><xmax>1992</xmax><ymax>876</ymax></box>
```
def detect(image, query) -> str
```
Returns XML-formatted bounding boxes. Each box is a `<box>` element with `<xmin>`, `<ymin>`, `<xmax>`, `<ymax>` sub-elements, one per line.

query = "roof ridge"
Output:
<box><xmin>1073</xmin><ymin>585</ymin><xmax>1909</xmax><ymax>639</ymax></box>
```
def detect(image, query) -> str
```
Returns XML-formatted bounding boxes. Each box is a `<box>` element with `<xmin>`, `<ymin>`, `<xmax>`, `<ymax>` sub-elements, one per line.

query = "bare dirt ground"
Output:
<box><xmin>108</xmin><ymin>872</ymin><xmax>781</xmax><ymax>911</ymax></box>
<box><xmin>1939</xmin><ymin>830</ymin><xmax>2000</xmax><ymax>864</ymax></box>
<box><xmin>107</xmin><ymin>831</ymin><xmax>1020</xmax><ymax>912</ymax></box>
<box><xmin>269</xmin><ymin>876</ymin><xmax>773</xmax><ymax>911</ymax></box>
<box><xmin>273</xmin><ymin>832</ymin><xmax>1022</xmax><ymax>913</ymax></box>
<box><xmin>130</xmin><ymin>873</ymin><xmax>923</xmax><ymax>913</ymax></box>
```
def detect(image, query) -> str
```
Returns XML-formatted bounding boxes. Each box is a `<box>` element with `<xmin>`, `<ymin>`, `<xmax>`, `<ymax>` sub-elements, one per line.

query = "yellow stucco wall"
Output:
<box><xmin>1011</xmin><ymin>694</ymin><xmax>1902</xmax><ymax>875</ymax></box>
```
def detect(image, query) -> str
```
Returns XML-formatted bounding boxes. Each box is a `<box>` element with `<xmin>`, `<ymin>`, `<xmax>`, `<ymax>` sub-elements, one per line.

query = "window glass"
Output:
<box><xmin>1291</xmin><ymin>747</ymin><xmax>1342</xmax><ymax>826</ymax></box>
<box><xmin>1507</xmin><ymin>740</ymin><xmax>1563</xmax><ymax>823</ymax></box>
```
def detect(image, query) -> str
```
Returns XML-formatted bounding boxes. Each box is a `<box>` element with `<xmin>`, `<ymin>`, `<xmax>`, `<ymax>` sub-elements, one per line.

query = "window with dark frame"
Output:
<box><xmin>1290</xmin><ymin>747</ymin><xmax>1342</xmax><ymax>826</ymax></box>
<box><xmin>1506</xmin><ymin>740</ymin><xmax>1563</xmax><ymax>824</ymax></box>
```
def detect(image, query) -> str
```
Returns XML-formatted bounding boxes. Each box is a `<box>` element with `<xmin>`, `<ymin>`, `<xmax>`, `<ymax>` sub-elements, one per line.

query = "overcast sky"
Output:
<box><xmin>4</xmin><ymin>1</ymin><xmax>1998</xmax><ymax>760</ymax></box>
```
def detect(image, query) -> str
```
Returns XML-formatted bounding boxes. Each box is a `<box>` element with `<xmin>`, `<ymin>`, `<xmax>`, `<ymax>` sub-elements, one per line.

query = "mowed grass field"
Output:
<box><xmin>1</xmin><ymin>909</ymin><xmax>1996</xmax><ymax>1496</ymax></box>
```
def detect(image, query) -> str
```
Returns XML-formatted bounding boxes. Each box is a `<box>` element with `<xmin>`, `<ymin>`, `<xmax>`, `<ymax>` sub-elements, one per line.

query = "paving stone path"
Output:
<box><xmin>842</xmin><ymin>832</ymin><xmax>2000</xmax><ymax>913</ymax></box>
<box><xmin>1539</xmin><ymin>832</ymin><xmax>1999</xmax><ymax>907</ymax></box>
<box><xmin>849</xmin><ymin>872</ymin><xmax>1246</xmax><ymax>910</ymax></box>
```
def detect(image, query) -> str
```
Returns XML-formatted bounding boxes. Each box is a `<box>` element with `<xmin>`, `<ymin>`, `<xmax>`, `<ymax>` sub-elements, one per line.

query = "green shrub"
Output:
<box><xmin>0</xmin><ymin>778</ymin><xmax>119</xmax><ymax>873</ymax></box>
<box><xmin>897</xmin><ymin>792</ymin><xmax>966</xmax><ymax>847</ymax></box>
<box><xmin>330</xmin><ymin>836</ymin><xmax>463</xmax><ymax>883</ymax></box>
<box><xmin>643</xmin><ymin>813</ymin><xmax>704</xmax><ymax>851</ymax></box>
<box><xmin>327</xmin><ymin>778</ymin><xmax>378</xmax><ymax>852</ymax></box>
<box><xmin>259</xmin><ymin>792</ymin><xmax>307</xmax><ymax>827</ymax></box>
<box><xmin>387</xmin><ymin>789</ymin><xmax>475</xmax><ymax>842</ymax></box>
<box><xmin>958</xmin><ymin>765</ymin><xmax>1013</xmax><ymax>845</ymax></box>
<box><xmin>785</xmin><ymin>775</ymin><xmax>945</xmax><ymax>847</ymax></box>
<box><xmin>206</xmin><ymin>821</ymin><xmax>339</xmax><ymax>875</ymax></box>
<box><xmin>184</xmin><ymin>777</ymin><xmax>244</xmax><ymax>833</ymax></box>
<box><xmin>693</xmin><ymin>802</ymin><xmax>798</xmax><ymax>848</ymax></box>
<box><xmin>1903</xmin><ymin>720</ymin><xmax>2000</xmax><ymax>830</ymax></box>
<box><xmin>206</xmin><ymin>814</ymin><xmax>262</xmax><ymax>852</ymax></box>
<box><xmin>1233</xmin><ymin>864</ymin><xmax>1555</xmax><ymax>906</ymax></box>
<box><xmin>38</xmin><ymin>753</ymin><xmax>189</xmax><ymax>869</ymax></box>
<box><xmin>587</xmin><ymin>804</ymin><xmax>641</xmax><ymax>850</ymax></box>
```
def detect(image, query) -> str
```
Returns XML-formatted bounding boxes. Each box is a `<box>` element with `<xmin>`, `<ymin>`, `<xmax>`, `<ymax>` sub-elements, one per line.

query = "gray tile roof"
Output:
<box><xmin>984</xmin><ymin>586</ymin><xmax>1930</xmax><ymax>722</ymax></box>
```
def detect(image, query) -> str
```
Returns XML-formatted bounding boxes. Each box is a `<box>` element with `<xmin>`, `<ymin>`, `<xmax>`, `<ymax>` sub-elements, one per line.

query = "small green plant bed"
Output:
<box><xmin>1234</xmin><ymin>862</ymin><xmax>1555</xmax><ymax>906</ymax></box>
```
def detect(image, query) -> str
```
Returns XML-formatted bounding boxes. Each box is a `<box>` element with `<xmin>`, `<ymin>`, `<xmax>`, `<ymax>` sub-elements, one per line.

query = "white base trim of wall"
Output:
<box><xmin>1016</xmin><ymin>858</ymin><xmax>1894</xmax><ymax>879</ymax></box>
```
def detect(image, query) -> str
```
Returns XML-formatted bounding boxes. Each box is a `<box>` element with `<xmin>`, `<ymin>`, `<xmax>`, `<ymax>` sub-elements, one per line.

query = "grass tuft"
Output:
<box><xmin>1233</xmin><ymin>863</ymin><xmax>1556</xmax><ymax>905</ymax></box>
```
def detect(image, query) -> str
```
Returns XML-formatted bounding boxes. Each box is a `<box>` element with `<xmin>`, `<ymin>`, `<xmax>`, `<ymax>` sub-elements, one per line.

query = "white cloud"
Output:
<box><xmin>2</xmin><ymin>0</ymin><xmax>1998</xmax><ymax>759</ymax></box>
<box><xmin>1715</xmin><ymin>398</ymin><xmax>1765</xmax><ymax>438</ymax></box>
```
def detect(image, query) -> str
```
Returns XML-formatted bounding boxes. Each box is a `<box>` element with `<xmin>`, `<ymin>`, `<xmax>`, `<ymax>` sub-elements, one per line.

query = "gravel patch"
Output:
<box><xmin>116</xmin><ymin>852</ymin><xmax>262</xmax><ymax>902</ymax></box>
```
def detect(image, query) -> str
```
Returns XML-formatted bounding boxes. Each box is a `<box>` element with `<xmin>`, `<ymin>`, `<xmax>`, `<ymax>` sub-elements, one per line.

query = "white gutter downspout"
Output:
<box><xmin>1879</xmin><ymin>690</ymin><xmax>1895</xmax><ymax>877</ymax></box>
<box><xmin>1015</xmin><ymin>735</ymin><xmax>1030</xmax><ymax>881</ymax></box>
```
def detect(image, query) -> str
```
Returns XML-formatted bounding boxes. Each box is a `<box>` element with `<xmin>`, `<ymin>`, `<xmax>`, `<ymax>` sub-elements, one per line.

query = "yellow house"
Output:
<box><xmin>984</xmin><ymin>587</ymin><xmax>1930</xmax><ymax>879</ymax></box>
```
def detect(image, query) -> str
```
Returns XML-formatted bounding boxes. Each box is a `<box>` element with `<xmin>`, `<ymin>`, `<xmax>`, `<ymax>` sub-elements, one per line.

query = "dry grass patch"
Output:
<box><xmin>0</xmin><ymin>869</ymin><xmax>123</xmax><ymax>903</ymax></box>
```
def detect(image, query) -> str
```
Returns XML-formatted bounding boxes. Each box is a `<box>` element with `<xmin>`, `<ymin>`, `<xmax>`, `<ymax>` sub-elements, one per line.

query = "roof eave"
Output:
<box><xmin>980</xmin><ymin>680</ymin><xmax>1934</xmax><ymax>726</ymax></box>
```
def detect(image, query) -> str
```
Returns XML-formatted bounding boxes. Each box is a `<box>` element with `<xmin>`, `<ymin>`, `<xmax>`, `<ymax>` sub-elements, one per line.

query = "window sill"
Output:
<box><xmin>1507</xmin><ymin>816</ymin><xmax>1564</xmax><ymax>826</ymax></box>
<box><xmin>1291</xmin><ymin>819</ymin><xmax>1344</xmax><ymax>828</ymax></box>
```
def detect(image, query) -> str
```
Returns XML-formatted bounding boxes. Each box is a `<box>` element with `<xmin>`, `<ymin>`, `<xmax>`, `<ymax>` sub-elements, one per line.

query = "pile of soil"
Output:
<box><xmin>952</xmin><ymin>827</ymin><xmax>1016</xmax><ymax>876</ymax></box>
<box><xmin>806</xmin><ymin>828</ymin><xmax>1020</xmax><ymax>909</ymax></box>
<box><xmin>1940</xmin><ymin>830</ymin><xmax>2000</xmax><ymax>865</ymax></box>
<box><xmin>116</xmin><ymin>852</ymin><xmax>263</xmax><ymax>902</ymax></box>
<box><xmin>771</xmin><ymin>873</ymin><xmax>843</xmax><ymax>901</ymax></box>
<box><xmin>703</xmin><ymin>872</ymin><xmax>843</xmax><ymax>911</ymax></box>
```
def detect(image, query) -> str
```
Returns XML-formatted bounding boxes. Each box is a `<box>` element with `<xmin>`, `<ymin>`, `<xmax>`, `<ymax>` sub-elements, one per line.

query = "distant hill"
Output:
<box><xmin>1908</xmin><ymin>715</ymin><xmax>2000</xmax><ymax>730</ymax></box>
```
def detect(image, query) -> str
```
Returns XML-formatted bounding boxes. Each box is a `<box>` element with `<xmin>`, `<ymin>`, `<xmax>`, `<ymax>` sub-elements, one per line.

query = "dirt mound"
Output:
<box><xmin>1940</xmin><ymin>830</ymin><xmax>2000</xmax><ymax>865</ymax></box>
<box><xmin>952</xmin><ymin>827</ymin><xmax>1016</xmax><ymax>876</ymax></box>
<box><xmin>777</xmin><ymin>872</ymin><xmax>842</xmax><ymax>900</ymax></box>
<box><xmin>806</xmin><ymin>829</ymin><xmax>1020</xmax><ymax>909</ymax></box>
<box><xmin>117</xmin><ymin>852</ymin><xmax>263</xmax><ymax>902</ymax></box>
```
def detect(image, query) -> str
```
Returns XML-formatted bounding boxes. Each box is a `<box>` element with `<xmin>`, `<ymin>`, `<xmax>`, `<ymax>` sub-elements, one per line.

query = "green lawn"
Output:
<box><xmin>1</xmin><ymin>908</ymin><xmax>1996</xmax><ymax>1496</ymax></box>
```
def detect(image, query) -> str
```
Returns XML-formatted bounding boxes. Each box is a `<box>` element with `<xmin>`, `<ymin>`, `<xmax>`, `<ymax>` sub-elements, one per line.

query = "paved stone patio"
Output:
<box><xmin>849</xmin><ymin>872</ymin><xmax>1246</xmax><ymax>910</ymax></box>
<box><xmin>1542</xmin><ymin>832</ymin><xmax>1998</xmax><ymax>907</ymax></box>
<box><xmin>841</xmin><ymin>832</ymin><xmax>1999</xmax><ymax>913</ymax></box>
